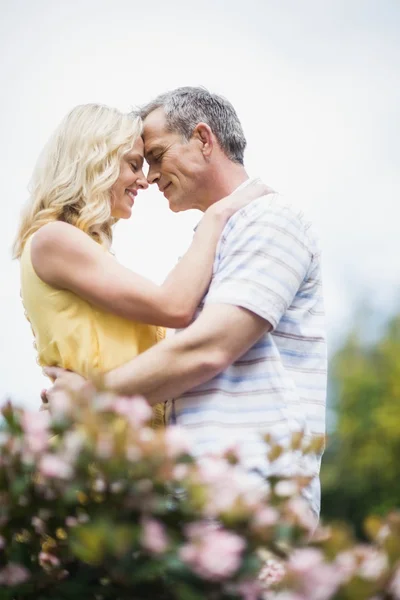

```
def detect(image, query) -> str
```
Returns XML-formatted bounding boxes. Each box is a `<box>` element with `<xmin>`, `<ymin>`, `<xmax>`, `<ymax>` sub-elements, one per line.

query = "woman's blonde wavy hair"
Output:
<box><xmin>13</xmin><ymin>103</ymin><xmax>142</xmax><ymax>259</ymax></box>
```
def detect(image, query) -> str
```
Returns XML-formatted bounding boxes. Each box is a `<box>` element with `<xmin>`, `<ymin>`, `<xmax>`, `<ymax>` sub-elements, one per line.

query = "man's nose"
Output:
<box><xmin>147</xmin><ymin>165</ymin><xmax>160</xmax><ymax>185</ymax></box>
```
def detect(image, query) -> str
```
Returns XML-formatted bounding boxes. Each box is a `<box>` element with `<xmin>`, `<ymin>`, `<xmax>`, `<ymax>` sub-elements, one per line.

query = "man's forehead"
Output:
<box><xmin>143</xmin><ymin>109</ymin><xmax>169</xmax><ymax>145</ymax></box>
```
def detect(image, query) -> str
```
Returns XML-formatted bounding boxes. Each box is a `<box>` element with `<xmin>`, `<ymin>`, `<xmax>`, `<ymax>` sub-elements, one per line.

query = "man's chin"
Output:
<box><xmin>167</xmin><ymin>197</ymin><xmax>183</xmax><ymax>213</ymax></box>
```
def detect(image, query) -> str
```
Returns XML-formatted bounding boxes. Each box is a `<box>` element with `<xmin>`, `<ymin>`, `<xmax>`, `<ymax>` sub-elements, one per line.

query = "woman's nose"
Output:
<box><xmin>137</xmin><ymin>171</ymin><xmax>149</xmax><ymax>189</ymax></box>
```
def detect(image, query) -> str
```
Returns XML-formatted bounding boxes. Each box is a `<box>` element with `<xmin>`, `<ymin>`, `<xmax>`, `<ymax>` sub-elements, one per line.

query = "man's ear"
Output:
<box><xmin>192</xmin><ymin>122</ymin><xmax>214</xmax><ymax>159</ymax></box>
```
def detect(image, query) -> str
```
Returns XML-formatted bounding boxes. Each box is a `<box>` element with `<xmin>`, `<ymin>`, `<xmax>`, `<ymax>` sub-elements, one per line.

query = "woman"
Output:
<box><xmin>13</xmin><ymin>104</ymin><xmax>264</xmax><ymax>426</ymax></box>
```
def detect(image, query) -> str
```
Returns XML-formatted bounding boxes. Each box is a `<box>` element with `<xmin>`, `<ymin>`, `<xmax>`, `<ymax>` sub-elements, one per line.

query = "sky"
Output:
<box><xmin>1</xmin><ymin>0</ymin><xmax>399</xmax><ymax>408</ymax></box>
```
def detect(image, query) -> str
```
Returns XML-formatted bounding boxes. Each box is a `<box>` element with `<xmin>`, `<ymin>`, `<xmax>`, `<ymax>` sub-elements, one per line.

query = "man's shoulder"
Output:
<box><xmin>223</xmin><ymin>191</ymin><xmax>319</xmax><ymax>251</ymax></box>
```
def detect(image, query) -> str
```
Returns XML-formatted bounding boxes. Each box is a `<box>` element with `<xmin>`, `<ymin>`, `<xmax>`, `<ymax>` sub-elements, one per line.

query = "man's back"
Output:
<box><xmin>169</xmin><ymin>190</ymin><xmax>327</xmax><ymax>515</ymax></box>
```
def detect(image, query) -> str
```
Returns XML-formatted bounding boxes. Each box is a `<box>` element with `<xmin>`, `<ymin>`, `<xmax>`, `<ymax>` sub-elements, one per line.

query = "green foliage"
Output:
<box><xmin>322</xmin><ymin>314</ymin><xmax>400</xmax><ymax>536</ymax></box>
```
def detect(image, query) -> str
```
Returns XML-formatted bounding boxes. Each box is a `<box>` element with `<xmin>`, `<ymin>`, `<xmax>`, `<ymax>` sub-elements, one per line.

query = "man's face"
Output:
<box><xmin>143</xmin><ymin>108</ymin><xmax>207</xmax><ymax>212</ymax></box>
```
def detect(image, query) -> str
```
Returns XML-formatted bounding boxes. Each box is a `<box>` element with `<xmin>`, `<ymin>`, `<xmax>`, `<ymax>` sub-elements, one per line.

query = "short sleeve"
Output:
<box><xmin>204</xmin><ymin>203</ymin><xmax>313</xmax><ymax>329</ymax></box>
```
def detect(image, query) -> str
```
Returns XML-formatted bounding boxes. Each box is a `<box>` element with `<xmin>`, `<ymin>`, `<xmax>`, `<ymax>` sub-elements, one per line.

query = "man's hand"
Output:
<box><xmin>41</xmin><ymin>367</ymin><xmax>90</xmax><ymax>410</ymax></box>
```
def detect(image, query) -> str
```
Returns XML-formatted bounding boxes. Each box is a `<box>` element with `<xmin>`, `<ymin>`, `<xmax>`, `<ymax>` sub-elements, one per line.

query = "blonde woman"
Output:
<box><xmin>14</xmin><ymin>104</ymin><xmax>265</xmax><ymax>425</ymax></box>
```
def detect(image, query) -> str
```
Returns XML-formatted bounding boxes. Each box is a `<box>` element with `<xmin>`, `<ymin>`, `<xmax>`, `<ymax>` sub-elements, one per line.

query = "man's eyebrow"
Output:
<box><xmin>144</xmin><ymin>145</ymin><xmax>162</xmax><ymax>159</ymax></box>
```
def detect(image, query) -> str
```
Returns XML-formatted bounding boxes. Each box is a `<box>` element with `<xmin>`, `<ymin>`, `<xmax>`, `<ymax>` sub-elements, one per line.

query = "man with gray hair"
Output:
<box><xmin>47</xmin><ymin>87</ymin><xmax>327</xmax><ymax>519</ymax></box>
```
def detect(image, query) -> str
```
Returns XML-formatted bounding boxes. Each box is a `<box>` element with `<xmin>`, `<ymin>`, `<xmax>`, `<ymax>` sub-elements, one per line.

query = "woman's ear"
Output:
<box><xmin>192</xmin><ymin>122</ymin><xmax>213</xmax><ymax>159</ymax></box>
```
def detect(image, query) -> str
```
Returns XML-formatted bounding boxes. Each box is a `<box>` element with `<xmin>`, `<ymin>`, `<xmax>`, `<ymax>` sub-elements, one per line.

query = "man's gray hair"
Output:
<box><xmin>139</xmin><ymin>87</ymin><xmax>247</xmax><ymax>165</ymax></box>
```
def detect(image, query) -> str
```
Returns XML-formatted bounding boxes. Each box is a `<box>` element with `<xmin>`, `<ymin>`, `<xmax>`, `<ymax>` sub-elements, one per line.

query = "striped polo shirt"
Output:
<box><xmin>169</xmin><ymin>180</ymin><xmax>327</xmax><ymax>515</ymax></box>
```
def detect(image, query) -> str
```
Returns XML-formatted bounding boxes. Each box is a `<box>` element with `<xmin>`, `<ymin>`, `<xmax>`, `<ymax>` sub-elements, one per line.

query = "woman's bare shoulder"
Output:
<box><xmin>32</xmin><ymin>222</ymin><xmax>91</xmax><ymax>256</ymax></box>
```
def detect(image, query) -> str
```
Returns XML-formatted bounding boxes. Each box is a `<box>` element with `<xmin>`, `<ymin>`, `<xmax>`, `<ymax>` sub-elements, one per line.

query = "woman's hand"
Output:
<box><xmin>41</xmin><ymin>367</ymin><xmax>92</xmax><ymax>412</ymax></box>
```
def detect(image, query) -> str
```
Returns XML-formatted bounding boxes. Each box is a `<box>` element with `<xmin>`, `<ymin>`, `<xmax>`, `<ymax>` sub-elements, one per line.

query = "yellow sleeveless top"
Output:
<box><xmin>20</xmin><ymin>235</ymin><xmax>165</xmax><ymax>428</ymax></box>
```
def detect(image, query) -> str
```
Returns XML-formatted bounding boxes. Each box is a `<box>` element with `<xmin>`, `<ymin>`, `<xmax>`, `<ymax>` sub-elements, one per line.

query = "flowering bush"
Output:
<box><xmin>0</xmin><ymin>388</ymin><xmax>399</xmax><ymax>599</ymax></box>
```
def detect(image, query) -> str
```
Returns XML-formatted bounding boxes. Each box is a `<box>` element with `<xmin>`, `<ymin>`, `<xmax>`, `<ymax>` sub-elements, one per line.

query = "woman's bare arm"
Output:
<box><xmin>31</xmin><ymin>180</ymin><xmax>269</xmax><ymax>328</ymax></box>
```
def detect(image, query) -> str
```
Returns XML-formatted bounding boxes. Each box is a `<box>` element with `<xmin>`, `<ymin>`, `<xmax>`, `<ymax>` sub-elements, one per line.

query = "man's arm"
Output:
<box><xmin>103</xmin><ymin>303</ymin><xmax>271</xmax><ymax>404</ymax></box>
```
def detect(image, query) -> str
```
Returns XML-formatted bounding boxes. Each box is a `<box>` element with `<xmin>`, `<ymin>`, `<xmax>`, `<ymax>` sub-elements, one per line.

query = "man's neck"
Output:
<box><xmin>198</xmin><ymin>163</ymin><xmax>249</xmax><ymax>212</ymax></box>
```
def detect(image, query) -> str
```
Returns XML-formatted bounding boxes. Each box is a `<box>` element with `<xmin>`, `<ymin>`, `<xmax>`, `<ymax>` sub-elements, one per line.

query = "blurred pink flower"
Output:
<box><xmin>259</xmin><ymin>558</ymin><xmax>286</xmax><ymax>587</ymax></box>
<box><xmin>114</xmin><ymin>396</ymin><xmax>152</xmax><ymax>427</ymax></box>
<box><xmin>164</xmin><ymin>426</ymin><xmax>191</xmax><ymax>458</ymax></box>
<box><xmin>39</xmin><ymin>454</ymin><xmax>73</xmax><ymax>479</ymax></box>
<box><xmin>21</xmin><ymin>410</ymin><xmax>50</xmax><ymax>454</ymax></box>
<box><xmin>236</xmin><ymin>580</ymin><xmax>262</xmax><ymax>600</ymax></box>
<box><xmin>335</xmin><ymin>550</ymin><xmax>357</xmax><ymax>582</ymax></box>
<box><xmin>288</xmin><ymin>548</ymin><xmax>342</xmax><ymax>600</ymax></box>
<box><xmin>274</xmin><ymin>480</ymin><xmax>298</xmax><ymax>498</ymax></box>
<box><xmin>39</xmin><ymin>552</ymin><xmax>60</xmax><ymax>567</ymax></box>
<box><xmin>173</xmin><ymin>464</ymin><xmax>189</xmax><ymax>480</ymax></box>
<box><xmin>0</xmin><ymin>563</ymin><xmax>29</xmax><ymax>585</ymax></box>
<box><xmin>141</xmin><ymin>518</ymin><xmax>169</xmax><ymax>554</ymax></box>
<box><xmin>31</xmin><ymin>516</ymin><xmax>45</xmax><ymax>534</ymax></box>
<box><xmin>197</xmin><ymin>457</ymin><xmax>231</xmax><ymax>484</ymax></box>
<box><xmin>180</xmin><ymin>525</ymin><xmax>245</xmax><ymax>581</ymax></box>
<box><xmin>271</xmin><ymin>593</ymin><xmax>306</xmax><ymax>600</ymax></box>
<box><xmin>390</xmin><ymin>566</ymin><xmax>400</xmax><ymax>599</ymax></box>
<box><xmin>96</xmin><ymin>433</ymin><xmax>114</xmax><ymax>459</ymax></box>
<box><xmin>63</xmin><ymin>430</ymin><xmax>85</xmax><ymax>462</ymax></box>
<box><xmin>286</xmin><ymin>497</ymin><xmax>318</xmax><ymax>534</ymax></box>
<box><xmin>288</xmin><ymin>548</ymin><xmax>324</xmax><ymax>574</ymax></box>
<box><xmin>197</xmin><ymin>459</ymin><xmax>268</xmax><ymax>517</ymax></box>
<box><xmin>253</xmin><ymin>506</ymin><xmax>279</xmax><ymax>528</ymax></box>
<box><xmin>357</xmin><ymin>546</ymin><xmax>388</xmax><ymax>581</ymax></box>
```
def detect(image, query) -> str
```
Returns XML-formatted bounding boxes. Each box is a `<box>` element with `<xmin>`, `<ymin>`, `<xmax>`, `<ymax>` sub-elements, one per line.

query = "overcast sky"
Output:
<box><xmin>1</xmin><ymin>0</ymin><xmax>399</xmax><ymax>407</ymax></box>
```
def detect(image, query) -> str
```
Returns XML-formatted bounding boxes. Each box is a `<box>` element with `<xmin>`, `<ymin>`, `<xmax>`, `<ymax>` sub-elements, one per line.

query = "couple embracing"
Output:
<box><xmin>14</xmin><ymin>87</ymin><xmax>326</xmax><ymax>521</ymax></box>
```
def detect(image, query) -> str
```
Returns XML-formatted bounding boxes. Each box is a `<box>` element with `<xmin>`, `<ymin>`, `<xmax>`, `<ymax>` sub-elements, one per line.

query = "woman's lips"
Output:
<box><xmin>126</xmin><ymin>189</ymin><xmax>137</xmax><ymax>203</ymax></box>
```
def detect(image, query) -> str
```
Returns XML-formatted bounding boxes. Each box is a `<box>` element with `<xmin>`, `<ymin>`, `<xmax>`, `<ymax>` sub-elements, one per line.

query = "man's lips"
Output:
<box><xmin>161</xmin><ymin>183</ymin><xmax>171</xmax><ymax>195</ymax></box>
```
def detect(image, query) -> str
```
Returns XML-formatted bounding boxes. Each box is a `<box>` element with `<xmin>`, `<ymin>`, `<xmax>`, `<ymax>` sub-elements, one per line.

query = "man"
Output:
<box><xmin>46</xmin><ymin>87</ymin><xmax>326</xmax><ymax>518</ymax></box>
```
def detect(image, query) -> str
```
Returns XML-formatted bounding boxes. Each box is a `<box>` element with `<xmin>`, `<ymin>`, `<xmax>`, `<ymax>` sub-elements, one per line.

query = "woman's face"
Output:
<box><xmin>110</xmin><ymin>137</ymin><xmax>148</xmax><ymax>219</ymax></box>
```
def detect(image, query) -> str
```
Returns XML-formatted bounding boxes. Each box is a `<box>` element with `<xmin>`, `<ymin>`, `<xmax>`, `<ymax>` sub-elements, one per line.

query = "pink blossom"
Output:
<box><xmin>63</xmin><ymin>430</ymin><xmax>85</xmax><ymax>462</ymax></box>
<box><xmin>114</xmin><ymin>396</ymin><xmax>152</xmax><ymax>427</ymax></box>
<box><xmin>288</xmin><ymin>549</ymin><xmax>341</xmax><ymax>600</ymax></box>
<box><xmin>93</xmin><ymin>478</ymin><xmax>106</xmax><ymax>493</ymax></box>
<box><xmin>31</xmin><ymin>516</ymin><xmax>45</xmax><ymax>534</ymax></box>
<box><xmin>274</xmin><ymin>480</ymin><xmax>298</xmax><ymax>497</ymax></box>
<box><xmin>110</xmin><ymin>481</ymin><xmax>125</xmax><ymax>494</ymax></box>
<box><xmin>141</xmin><ymin>518</ymin><xmax>169</xmax><ymax>554</ymax></box>
<box><xmin>173</xmin><ymin>464</ymin><xmax>189</xmax><ymax>480</ymax></box>
<box><xmin>197</xmin><ymin>457</ymin><xmax>231</xmax><ymax>484</ymax></box>
<box><xmin>164</xmin><ymin>426</ymin><xmax>191</xmax><ymax>458</ymax></box>
<box><xmin>286</xmin><ymin>497</ymin><xmax>318</xmax><ymax>534</ymax></box>
<box><xmin>357</xmin><ymin>546</ymin><xmax>388</xmax><ymax>581</ymax></box>
<box><xmin>126</xmin><ymin>444</ymin><xmax>142</xmax><ymax>462</ymax></box>
<box><xmin>271</xmin><ymin>593</ymin><xmax>306</xmax><ymax>600</ymax></box>
<box><xmin>180</xmin><ymin>525</ymin><xmax>245</xmax><ymax>581</ymax></box>
<box><xmin>288</xmin><ymin>548</ymin><xmax>324</xmax><ymax>575</ymax></box>
<box><xmin>21</xmin><ymin>410</ymin><xmax>50</xmax><ymax>434</ymax></box>
<box><xmin>39</xmin><ymin>454</ymin><xmax>73</xmax><ymax>479</ymax></box>
<box><xmin>253</xmin><ymin>507</ymin><xmax>279</xmax><ymax>528</ymax></box>
<box><xmin>236</xmin><ymin>580</ymin><xmax>262</xmax><ymax>600</ymax></box>
<box><xmin>390</xmin><ymin>566</ymin><xmax>400</xmax><ymax>599</ymax></box>
<box><xmin>96</xmin><ymin>433</ymin><xmax>114</xmax><ymax>459</ymax></box>
<box><xmin>335</xmin><ymin>550</ymin><xmax>357</xmax><ymax>582</ymax></box>
<box><xmin>259</xmin><ymin>558</ymin><xmax>286</xmax><ymax>588</ymax></box>
<box><xmin>139</xmin><ymin>428</ymin><xmax>155</xmax><ymax>443</ymax></box>
<box><xmin>39</xmin><ymin>552</ymin><xmax>60</xmax><ymax>567</ymax></box>
<box><xmin>21</xmin><ymin>410</ymin><xmax>50</xmax><ymax>454</ymax></box>
<box><xmin>0</xmin><ymin>563</ymin><xmax>30</xmax><ymax>585</ymax></box>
